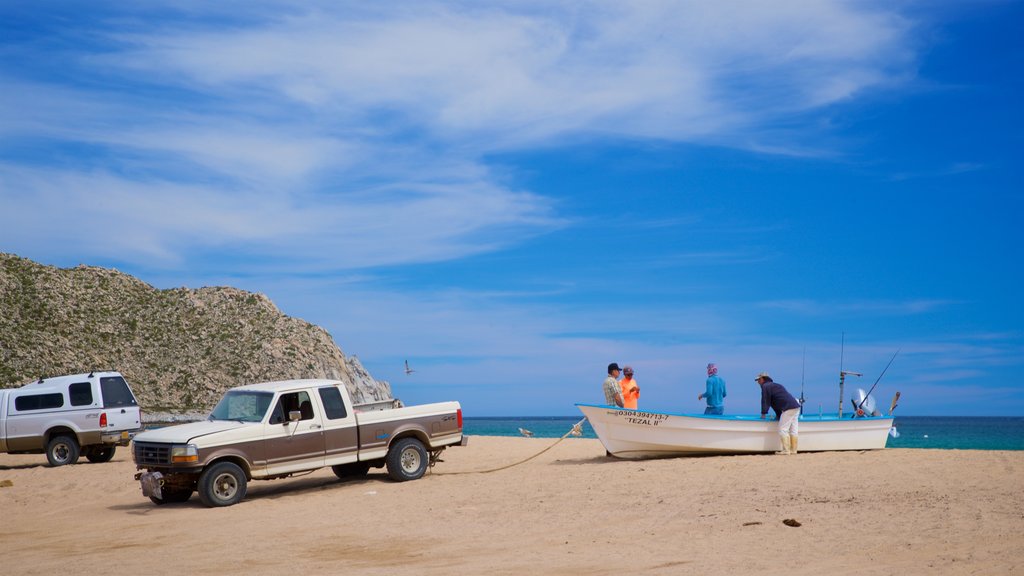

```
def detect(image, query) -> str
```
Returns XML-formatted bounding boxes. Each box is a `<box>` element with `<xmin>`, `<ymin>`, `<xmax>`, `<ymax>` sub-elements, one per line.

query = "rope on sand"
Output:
<box><xmin>432</xmin><ymin>418</ymin><xmax>588</xmax><ymax>475</ymax></box>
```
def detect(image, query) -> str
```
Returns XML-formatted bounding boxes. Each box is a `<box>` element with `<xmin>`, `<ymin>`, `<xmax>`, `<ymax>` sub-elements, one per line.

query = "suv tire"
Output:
<box><xmin>198</xmin><ymin>462</ymin><xmax>247</xmax><ymax>507</ymax></box>
<box><xmin>386</xmin><ymin>437</ymin><xmax>428</xmax><ymax>482</ymax></box>
<box><xmin>46</xmin><ymin>435</ymin><xmax>80</xmax><ymax>467</ymax></box>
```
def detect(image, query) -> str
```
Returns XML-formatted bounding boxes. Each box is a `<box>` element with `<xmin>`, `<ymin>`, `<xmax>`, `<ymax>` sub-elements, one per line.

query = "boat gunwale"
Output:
<box><xmin>575</xmin><ymin>403</ymin><xmax>894</xmax><ymax>423</ymax></box>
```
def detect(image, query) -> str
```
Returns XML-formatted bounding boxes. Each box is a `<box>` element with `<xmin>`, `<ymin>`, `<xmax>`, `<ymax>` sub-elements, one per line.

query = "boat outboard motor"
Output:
<box><xmin>851</xmin><ymin>388</ymin><xmax>881</xmax><ymax>417</ymax></box>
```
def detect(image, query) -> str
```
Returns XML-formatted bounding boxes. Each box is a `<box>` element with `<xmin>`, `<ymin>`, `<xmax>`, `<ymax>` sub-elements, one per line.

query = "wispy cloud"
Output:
<box><xmin>757</xmin><ymin>298</ymin><xmax>958</xmax><ymax>316</ymax></box>
<box><xmin>0</xmin><ymin>163</ymin><xmax>562</xmax><ymax>270</ymax></box>
<box><xmin>0</xmin><ymin>1</ymin><xmax>918</xmax><ymax>271</ymax></box>
<box><xmin>887</xmin><ymin>162</ymin><xmax>987</xmax><ymax>181</ymax></box>
<box><xmin>247</xmin><ymin>277</ymin><xmax>1020</xmax><ymax>415</ymax></box>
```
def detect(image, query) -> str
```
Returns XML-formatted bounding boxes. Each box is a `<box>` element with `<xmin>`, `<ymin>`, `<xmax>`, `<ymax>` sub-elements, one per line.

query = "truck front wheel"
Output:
<box><xmin>198</xmin><ymin>462</ymin><xmax>247</xmax><ymax>507</ymax></box>
<box><xmin>46</xmin><ymin>435</ymin><xmax>80</xmax><ymax>466</ymax></box>
<box><xmin>150</xmin><ymin>486</ymin><xmax>193</xmax><ymax>505</ymax></box>
<box><xmin>386</xmin><ymin>438</ymin><xmax>428</xmax><ymax>482</ymax></box>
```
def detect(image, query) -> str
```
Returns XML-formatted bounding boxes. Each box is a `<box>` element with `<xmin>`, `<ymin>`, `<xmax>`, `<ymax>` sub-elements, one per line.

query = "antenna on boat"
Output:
<box><xmin>838</xmin><ymin>333</ymin><xmax>861</xmax><ymax>418</ymax></box>
<box><xmin>855</xmin><ymin>348</ymin><xmax>900</xmax><ymax>414</ymax></box>
<box><xmin>799</xmin><ymin>347</ymin><xmax>806</xmax><ymax>415</ymax></box>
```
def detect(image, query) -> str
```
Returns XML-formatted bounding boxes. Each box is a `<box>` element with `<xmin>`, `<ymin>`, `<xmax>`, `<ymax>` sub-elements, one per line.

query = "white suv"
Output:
<box><xmin>0</xmin><ymin>371</ymin><xmax>143</xmax><ymax>466</ymax></box>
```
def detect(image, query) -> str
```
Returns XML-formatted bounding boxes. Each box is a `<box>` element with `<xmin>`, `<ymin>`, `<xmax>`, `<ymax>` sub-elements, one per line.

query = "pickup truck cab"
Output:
<box><xmin>133</xmin><ymin>378</ymin><xmax>464</xmax><ymax>507</ymax></box>
<box><xmin>0</xmin><ymin>371</ymin><xmax>143</xmax><ymax>466</ymax></box>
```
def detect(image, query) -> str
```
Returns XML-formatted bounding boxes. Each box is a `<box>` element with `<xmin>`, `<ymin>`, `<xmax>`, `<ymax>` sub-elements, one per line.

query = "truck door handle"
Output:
<box><xmin>310</xmin><ymin>424</ymin><xmax>322</xmax><ymax>429</ymax></box>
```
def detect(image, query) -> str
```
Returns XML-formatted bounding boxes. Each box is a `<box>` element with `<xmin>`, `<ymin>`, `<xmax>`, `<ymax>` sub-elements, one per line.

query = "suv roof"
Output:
<box><xmin>19</xmin><ymin>371</ymin><xmax>125</xmax><ymax>389</ymax></box>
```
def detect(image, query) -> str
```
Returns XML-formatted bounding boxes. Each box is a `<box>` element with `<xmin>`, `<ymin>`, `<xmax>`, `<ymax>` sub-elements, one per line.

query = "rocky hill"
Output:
<box><xmin>0</xmin><ymin>253</ymin><xmax>395</xmax><ymax>412</ymax></box>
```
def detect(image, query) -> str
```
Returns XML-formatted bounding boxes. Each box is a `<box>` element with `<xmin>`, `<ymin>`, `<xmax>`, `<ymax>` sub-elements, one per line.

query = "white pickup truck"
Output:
<box><xmin>0</xmin><ymin>371</ymin><xmax>143</xmax><ymax>466</ymax></box>
<box><xmin>133</xmin><ymin>378</ymin><xmax>465</xmax><ymax>507</ymax></box>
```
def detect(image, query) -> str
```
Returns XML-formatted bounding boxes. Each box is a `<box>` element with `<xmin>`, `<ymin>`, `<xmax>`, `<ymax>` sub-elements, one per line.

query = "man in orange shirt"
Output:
<box><xmin>620</xmin><ymin>366</ymin><xmax>640</xmax><ymax>409</ymax></box>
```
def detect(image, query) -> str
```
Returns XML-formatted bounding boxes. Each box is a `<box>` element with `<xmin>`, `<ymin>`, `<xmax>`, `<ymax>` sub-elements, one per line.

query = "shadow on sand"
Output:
<box><xmin>108</xmin><ymin>473</ymin><xmax>387</xmax><ymax>512</ymax></box>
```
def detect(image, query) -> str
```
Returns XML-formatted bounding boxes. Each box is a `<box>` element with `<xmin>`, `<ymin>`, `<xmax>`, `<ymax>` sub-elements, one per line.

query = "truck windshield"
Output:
<box><xmin>209</xmin><ymin>391</ymin><xmax>274</xmax><ymax>422</ymax></box>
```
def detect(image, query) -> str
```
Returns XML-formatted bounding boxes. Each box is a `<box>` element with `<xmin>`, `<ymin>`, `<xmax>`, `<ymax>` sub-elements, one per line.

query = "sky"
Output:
<box><xmin>1</xmin><ymin>1</ymin><xmax>1022</xmax><ymax>416</ymax></box>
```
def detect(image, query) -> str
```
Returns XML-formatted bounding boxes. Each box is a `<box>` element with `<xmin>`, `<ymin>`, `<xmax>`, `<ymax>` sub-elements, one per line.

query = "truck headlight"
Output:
<box><xmin>170</xmin><ymin>444</ymin><xmax>199</xmax><ymax>463</ymax></box>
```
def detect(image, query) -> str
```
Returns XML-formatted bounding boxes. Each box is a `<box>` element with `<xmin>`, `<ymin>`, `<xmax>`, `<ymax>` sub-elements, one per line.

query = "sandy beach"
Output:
<box><xmin>2</xmin><ymin>436</ymin><xmax>1021</xmax><ymax>575</ymax></box>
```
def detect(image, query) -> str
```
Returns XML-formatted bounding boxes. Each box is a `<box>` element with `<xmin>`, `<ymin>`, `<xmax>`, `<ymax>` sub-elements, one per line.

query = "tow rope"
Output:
<box><xmin>432</xmin><ymin>418</ymin><xmax>588</xmax><ymax>475</ymax></box>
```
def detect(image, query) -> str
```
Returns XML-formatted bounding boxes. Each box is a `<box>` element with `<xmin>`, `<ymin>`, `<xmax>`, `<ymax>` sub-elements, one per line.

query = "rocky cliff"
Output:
<box><xmin>0</xmin><ymin>253</ymin><xmax>395</xmax><ymax>411</ymax></box>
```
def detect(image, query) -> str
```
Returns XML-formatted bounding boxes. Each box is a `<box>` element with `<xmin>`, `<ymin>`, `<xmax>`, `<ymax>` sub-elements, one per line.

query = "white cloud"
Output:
<box><xmin>244</xmin><ymin>277</ymin><xmax>1018</xmax><ymax>415</ymax></box>
<box><xmin>98</xmin><ymin>1</ymin><xmax>913</xmax><ymax>147</ymax></box>
<box><xmin>1</xmin><ymin>1</ymin><xmax>918</xmax><ymax>270</ymax></box>
<box><xmin>757</xmin><ymin>298</ymin><xmax>957</xmax><ymax>316</ymax></box>
<box><xmin>0</xmin><ymin>163</ymin><xmax>562</xmax><ymax>269</ymax></box>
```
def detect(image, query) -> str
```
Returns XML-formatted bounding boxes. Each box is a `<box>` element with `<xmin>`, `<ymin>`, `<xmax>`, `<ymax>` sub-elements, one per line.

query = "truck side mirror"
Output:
<box><xmin>288</xmin><ymin>410</ymin><xmax>302</xmax><ymax>423</ymax></box>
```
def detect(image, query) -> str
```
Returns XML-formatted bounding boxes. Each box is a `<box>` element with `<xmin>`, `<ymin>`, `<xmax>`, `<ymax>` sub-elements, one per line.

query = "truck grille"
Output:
<box><xmin>134</xmin><ymin>442</ymin><xmax>171</xmax><ymax>466</ymax></box>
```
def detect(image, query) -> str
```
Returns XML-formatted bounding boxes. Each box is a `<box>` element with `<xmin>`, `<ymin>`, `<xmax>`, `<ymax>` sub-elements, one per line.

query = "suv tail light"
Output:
<box><xmin>99</xmin><ymin>412</ymin><xmax>108</xmax><ymax>427</ymax></box>
<box><xmin>457</xmin><ymin>408</ymin><xmax>463</xmax><ymax>429</ymax></box>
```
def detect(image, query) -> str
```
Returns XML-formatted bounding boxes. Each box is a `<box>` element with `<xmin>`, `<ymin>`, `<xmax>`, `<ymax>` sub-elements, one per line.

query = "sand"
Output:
<box><xmin>1</xmin><ymin>437</ymin><xmax>1022</xmax><ymax>575</ymax></box>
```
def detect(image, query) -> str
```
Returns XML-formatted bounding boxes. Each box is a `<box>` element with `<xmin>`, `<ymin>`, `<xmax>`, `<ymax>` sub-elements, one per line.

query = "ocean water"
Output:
<box><xmin>464</xmin><ymin>415</ymin><xmax>1024</xmax><ymax>450</ymax></box>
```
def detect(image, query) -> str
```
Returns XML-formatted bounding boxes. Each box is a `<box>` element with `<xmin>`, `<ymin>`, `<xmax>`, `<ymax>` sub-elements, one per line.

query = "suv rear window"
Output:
<box><xmin>100</xmin><ymin>376</ymin><xmax>138</xmax><ymax>408</ymax></box>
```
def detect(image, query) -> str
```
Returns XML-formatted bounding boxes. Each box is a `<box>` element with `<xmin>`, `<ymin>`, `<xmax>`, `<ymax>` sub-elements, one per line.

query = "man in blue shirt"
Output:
<box><xmin>698</xmin><ymin>362</ymin><xmax>726</xmax><ymax>415</ymax></box>
<box><xmin>757</xmin><ymin>372</ymin><xmax>802</xmax><ymax>455</ymax></box>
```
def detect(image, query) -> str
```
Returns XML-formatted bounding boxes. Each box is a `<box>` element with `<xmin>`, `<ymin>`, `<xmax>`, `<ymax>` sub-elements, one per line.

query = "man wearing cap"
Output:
<box><xmin>699</xmin><ymin>363</ymin><xmax>726</xmax><ymax>415</ymax></box>
<box><xmin>756</xmin><ymin>372</ymin><xmax>802</xmax><ymax>455</ymax></box>
<box><xmin>619</xmin><ymin>366</ymin><xmax>640</xmax><ymax>410</ymax></box>
<box><xmin>603</xmin><ymin>363</ymin><xmax>624</xmax><ymax>408</ymax></box>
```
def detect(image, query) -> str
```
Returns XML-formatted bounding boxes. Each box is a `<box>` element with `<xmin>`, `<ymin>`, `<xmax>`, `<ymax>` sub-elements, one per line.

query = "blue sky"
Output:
<box><xmin>1</xmin><ymin>1</ymin><xmax>1021</xmax><ymax>416</ymax></box>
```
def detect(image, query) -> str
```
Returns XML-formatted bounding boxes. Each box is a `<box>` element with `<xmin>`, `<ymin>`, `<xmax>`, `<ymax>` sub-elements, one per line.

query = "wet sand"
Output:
<box><xmin>1</xmin><ymin>436</ymin><xmax>1021</xmax><ymax>575</ymax></box>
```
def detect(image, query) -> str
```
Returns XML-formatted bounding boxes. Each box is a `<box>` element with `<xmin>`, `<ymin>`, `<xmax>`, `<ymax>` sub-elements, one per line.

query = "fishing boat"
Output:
<box><xmin>576</xmin><ymin>404</ymin><xmax>893</xmax><ymax>459</ymax></box>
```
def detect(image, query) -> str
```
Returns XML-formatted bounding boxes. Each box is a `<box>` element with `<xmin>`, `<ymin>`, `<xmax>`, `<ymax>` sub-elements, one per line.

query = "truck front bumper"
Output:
<box><xmin>135</xmin><ymin>471</ymin><xmax>164</xmax><ymax>499</ymax></box>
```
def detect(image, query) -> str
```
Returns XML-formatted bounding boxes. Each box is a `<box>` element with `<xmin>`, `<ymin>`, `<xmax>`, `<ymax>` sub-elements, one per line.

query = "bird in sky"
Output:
<box><xmin>404</xmin><ymin>360</ymin><xmax>415</xmax><ymax>375</ymax></box>
<box><xmin>518</xmin><ymin>427</ymin><xmax>534</xmax><ymax>437</ymax></box>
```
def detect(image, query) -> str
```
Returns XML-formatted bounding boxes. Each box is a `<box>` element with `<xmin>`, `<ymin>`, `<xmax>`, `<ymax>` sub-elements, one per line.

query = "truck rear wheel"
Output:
<box><xmin>46</xmin><ymin>435</ymin><xmax>80</xmax><ymax>467</ymax></box>
<box><xmin>198</xmin><ymin>462</ymin><xmax>247</xmax><ymax>507</ymax></box>
<box><xmin>85</xmin><ymin>445</ymin><xmax>116</xmax><ymax>463</ymax></box>
<box><xmin>386</xmin><ymin>438</ymin><xmax>428</xmax><ymax>482</ymax></box>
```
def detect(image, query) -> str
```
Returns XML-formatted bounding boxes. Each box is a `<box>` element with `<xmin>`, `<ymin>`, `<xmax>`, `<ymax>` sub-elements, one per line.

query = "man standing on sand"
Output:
<box><xmin>620</xmin><ymin>366</ymin><xmax>639</xmax><ymax>409</ymax></box>
<box><xmin>756</xmin><ymin>372</ymin><xmax>802</xmax><ymax>455</ymax></box>
<box><xmin>603</xmin><ymin>363</ymin><xmax>624</xmax><ymax>408</ymax></box>
<box><xmin>698</xmin><ymin>362</ymin><xmax>726</xmax><ymax>415</ymax></box>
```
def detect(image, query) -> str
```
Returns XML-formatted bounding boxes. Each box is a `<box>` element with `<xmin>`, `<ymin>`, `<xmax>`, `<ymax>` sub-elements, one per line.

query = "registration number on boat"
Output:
<box><xmin>613</xmin><ymin>410</ymin><xmax>669</xmax><ymax>426</ymax></box>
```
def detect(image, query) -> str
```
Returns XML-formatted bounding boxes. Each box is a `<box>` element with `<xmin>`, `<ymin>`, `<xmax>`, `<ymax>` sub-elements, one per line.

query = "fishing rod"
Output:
<box><xmin>856</xmin><ymin>348</ymin><xmax>901</xmax><ymax>414</ymax></box>
<box><xmin>838</xmin><ymin>333</ymin><xmax>844</xmax><ymax>417</ymax></box>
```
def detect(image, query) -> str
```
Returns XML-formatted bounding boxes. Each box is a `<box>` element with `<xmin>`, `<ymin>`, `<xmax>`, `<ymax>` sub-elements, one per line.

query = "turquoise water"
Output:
<box><xmin>464</xmin><ymin>416</ymin><xmax>1024</xmax><ymax>450</ymax></box>
<box><xmin>883</xmin><ymin>416</ymin><xmax>1024</xmax><ymax>450</ymax></box>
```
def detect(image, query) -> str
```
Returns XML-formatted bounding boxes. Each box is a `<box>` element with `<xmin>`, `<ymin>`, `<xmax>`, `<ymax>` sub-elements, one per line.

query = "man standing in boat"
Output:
<box><xmin>699</xmin><ymin>362</ymin><xmax>726</xmax><ymax>414</ymax></box>
<box><xmin>603</xmin><ymin>363</ymin><xmax>625</xmax><ymax>408</ymax></box>
<box><xmin>756</xmin><ymin>372</ymin><xmax>802</xmax><ymax>455</ymax></box>
<box><xmin>620</xmin><ymin>366</ymin><xmax>639</xmax><ymax>409</ymax></box>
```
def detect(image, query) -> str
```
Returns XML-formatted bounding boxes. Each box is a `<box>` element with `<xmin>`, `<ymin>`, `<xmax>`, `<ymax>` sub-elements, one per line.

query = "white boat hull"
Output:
<box><xmin>577</xmin><ymin>404</ymin><xmax>893</xmax><ymax>459</ymax></box>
